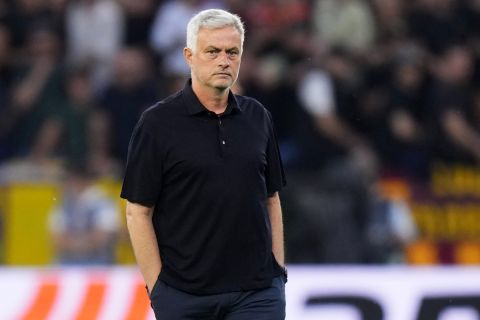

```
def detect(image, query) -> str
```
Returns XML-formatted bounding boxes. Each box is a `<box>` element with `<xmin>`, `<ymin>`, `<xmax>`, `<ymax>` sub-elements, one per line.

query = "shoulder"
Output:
<box><xmin>139</xmin><ymin>90</ymin><xmax>184</xmax><ymax>127</ymax></box>
<box><xmin>235</xmin><ymin>94</ymin><xmax>272</xmax><ymax>119</ymax></box>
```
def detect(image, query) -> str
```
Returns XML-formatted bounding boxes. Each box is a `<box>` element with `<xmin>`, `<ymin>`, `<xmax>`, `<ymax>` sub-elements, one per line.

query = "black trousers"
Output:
<box><xmin>149</xmin><ymin>276</ymin><xmax>286</xmax><ymax>320</ymax></box>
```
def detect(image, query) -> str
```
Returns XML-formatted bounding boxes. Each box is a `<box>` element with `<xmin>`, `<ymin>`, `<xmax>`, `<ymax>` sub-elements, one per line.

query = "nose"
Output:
<box><xmin>218</xmin><ymin>52</ymin><xmax>230</xmax><ymax>67</ymax></box>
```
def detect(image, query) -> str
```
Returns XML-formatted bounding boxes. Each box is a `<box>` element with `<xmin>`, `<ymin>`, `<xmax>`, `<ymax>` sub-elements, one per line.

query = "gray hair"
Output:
<box><xmin>186</xmin><ymin>9</ymin><xmax>245</xmax><ymax>53</ymax></box>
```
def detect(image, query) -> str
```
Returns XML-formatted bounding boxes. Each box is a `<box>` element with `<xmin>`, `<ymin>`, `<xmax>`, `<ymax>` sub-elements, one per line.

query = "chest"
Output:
<box><xmin>162</xmin><ymin>115</ymin><xmax>269</xmax><ymax>175</ymax></box>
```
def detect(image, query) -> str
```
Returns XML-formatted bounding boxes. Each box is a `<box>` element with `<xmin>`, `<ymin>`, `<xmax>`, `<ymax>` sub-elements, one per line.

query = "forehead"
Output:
<box><xmin>196</xmin><ymin>26</ymin><xmax>241</xmax><ymax>48</ymax></box>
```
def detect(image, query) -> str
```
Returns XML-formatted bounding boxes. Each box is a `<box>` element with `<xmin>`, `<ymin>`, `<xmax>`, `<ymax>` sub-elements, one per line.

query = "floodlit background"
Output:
<box><xmin>0</xmin><ymin>0</ymin><xmax>480</xmax><ymax>319</ymax></box>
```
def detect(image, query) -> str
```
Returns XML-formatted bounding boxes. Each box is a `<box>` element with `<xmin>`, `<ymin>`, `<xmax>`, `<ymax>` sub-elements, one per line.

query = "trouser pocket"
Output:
<box><xmin>148</xmin><ymin>274</ymin><xmax>162</xmax><ymax>299</ymax></box>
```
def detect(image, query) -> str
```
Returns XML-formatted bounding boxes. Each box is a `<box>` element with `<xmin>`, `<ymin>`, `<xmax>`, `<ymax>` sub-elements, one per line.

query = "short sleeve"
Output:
<box><xmin>265</xmin><ymin>111</ymin><xmax>287</xmax><ymax>195</ymax></box>
<box><xmin>120</xmin><ymin>114</ymin><xmax>163</xmax><ymax>206</ymax></box>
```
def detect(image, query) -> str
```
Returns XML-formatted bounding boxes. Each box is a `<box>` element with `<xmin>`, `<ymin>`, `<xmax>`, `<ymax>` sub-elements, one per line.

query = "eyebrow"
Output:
<box><xmin>205</xmin><ymin>46</ymin><xmax>239</xmax><ymax>51</ymax></box>
<box><xmin>205</xmin><ymin>46</ymin><xmax>220</xmax><ymax>51</ymax></box>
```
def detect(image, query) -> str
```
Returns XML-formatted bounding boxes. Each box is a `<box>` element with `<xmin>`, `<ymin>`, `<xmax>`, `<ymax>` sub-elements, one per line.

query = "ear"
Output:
<box><xmin>184</xmin><ymin>47</ymin><xmax>193</xmax><ymax>66</ymax></box>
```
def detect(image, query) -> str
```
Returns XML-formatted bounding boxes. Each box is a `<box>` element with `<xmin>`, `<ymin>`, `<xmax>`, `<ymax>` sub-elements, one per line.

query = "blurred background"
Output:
<box><xmin>1</xmin><ymin>0</ymin><xmax>480</xmax><ymax>319</ymax></box>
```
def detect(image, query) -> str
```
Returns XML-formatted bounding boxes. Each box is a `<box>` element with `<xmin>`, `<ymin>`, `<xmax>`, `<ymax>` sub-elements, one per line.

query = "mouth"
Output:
<box><xmin>214</xmin><ymin>73</ymin><xmax>232</xmax><ymax>77</ymax></box>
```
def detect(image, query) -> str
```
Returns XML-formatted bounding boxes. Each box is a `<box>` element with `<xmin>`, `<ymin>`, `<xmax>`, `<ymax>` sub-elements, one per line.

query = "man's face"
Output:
<box><xmin>185</xmin><ymin>26</ymin><xmax>242</xmax><ymax>91</ymax></box>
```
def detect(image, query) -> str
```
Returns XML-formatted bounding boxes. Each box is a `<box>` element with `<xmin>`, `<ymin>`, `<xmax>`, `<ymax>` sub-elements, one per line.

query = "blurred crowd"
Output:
<box><xmin>1</xmin><ymin>0</ymin><xmax>480</xmax><ymax>264</ymax></box>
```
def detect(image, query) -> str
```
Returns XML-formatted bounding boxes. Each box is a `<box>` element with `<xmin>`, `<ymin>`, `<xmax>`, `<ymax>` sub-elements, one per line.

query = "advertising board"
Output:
<box><xmin>0</xmin><ymin>266</ymin><xmax>479</xmax><ymax>320</ymax></box>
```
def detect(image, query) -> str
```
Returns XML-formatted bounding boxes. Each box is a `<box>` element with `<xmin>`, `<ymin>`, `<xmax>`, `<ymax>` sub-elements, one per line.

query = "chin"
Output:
<box><xmin>215</xmin><ymin>85</ymin><xmax>230</xmax><ymax>91</ymax></box>
<box><xmin>212</xmin><ymin>81</ymin><xmax>231</xmax><ymax>91</ymax></box>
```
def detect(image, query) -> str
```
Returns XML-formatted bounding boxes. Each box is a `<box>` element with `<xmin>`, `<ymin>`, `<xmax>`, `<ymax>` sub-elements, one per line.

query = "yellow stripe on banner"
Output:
<box><xmin>4</xmin><ymin>184</ymin><xmax>59</xmax><ymax>265</ymax></box>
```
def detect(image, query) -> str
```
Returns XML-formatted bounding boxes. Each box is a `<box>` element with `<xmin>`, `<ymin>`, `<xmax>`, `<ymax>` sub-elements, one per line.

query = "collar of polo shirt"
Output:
<box><xmin>183</xmin><ymin>79</ymin><xmax>242</xmax><ymax>116</ymax></box>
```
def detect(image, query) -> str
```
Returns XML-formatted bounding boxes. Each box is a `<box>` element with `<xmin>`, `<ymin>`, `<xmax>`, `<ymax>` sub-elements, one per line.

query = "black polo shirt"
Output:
<box><xmin>121</xmin><ymin>80</ymin><xmax>286</xmax><ymax>295</ymax></box>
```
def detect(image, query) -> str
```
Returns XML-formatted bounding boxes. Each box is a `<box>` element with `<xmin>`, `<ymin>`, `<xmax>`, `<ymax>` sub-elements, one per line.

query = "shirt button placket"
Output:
<box><xmin>218</xmin><ymin>116</ymin><xmax>226</xmax><ymax>156</ymax></box>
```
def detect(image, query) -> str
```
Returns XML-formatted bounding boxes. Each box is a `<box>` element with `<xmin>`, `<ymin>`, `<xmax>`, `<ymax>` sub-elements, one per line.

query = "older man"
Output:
<box><xmin>121</xmin><ymin>9</ymin><xmax>287</xmax><ymax>319</ymax></box>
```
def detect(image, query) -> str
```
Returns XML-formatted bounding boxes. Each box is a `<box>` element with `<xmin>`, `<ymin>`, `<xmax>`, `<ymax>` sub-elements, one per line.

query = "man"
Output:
<box><xmin>121</xmin><ymin>9</ymin><xmax>287</xmax><ymax>319</ymax></box>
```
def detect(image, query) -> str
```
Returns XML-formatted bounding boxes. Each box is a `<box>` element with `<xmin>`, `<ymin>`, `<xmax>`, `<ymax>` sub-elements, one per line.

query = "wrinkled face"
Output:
<box><xmin>184</xmin><ymin>26</ymin><xmax>242</xmax><ymax>92</ymax></box>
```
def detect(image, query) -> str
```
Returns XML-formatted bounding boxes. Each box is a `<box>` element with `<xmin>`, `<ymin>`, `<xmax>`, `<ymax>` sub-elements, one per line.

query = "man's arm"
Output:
<box><xmin>267</xmin><ymin>192</ymin><xmax>284</xmax><ymax>267</ymax></box>
<box><xmin>126</xmin><ymin>201</ymin><xmax>162</xmax><ymax>292</ymax></box>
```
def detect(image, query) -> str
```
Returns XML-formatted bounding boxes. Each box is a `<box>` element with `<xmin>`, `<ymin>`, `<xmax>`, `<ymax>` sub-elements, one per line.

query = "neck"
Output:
<box><xmin>191</xmin><ymin>80</ymin><xmax>229</xmax><ymax>114</ymax></box>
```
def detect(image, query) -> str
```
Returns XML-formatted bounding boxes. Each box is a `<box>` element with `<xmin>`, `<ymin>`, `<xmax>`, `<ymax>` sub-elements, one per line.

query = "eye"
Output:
<box><xmin>227</xmin><ymin>50</ymin><xmax>239</xmax><ymax>58</ymax></box>
<box><xmin>206</xmin><ymin>49</ymin><xmax>219</xmax><ymax>58</ymax></box>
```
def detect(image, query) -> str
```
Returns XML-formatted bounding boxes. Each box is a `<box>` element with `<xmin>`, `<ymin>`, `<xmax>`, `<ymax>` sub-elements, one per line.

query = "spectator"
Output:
<box><xmin>296</xmin><ymin>53</ymin><xmax>377</xmax><ymax>177</ymax></box>
<box><xmin>119</xmin><ymin>0</ymin><xmax>157</xmax><ymax>47</ymax></box>
<box><xmin>62</xmin><ymin>65</ymin><xmax>121</xmax><ymax>179</ymax></box>
<box><xmin>9</xmin><ymin>25</ymin><xmax>65</xmax><ymax>157</ymax></box>
<box><xmin>61</xmin><ymin>66</ymin><xmax>93</xmax><ymax>161</ymax></box>
<box><xmin>99</xmin><ymin>47</ymin><xmax>158</xmax><ymax>164</ymax></box>
<box><xmin>48</xmin><ymin>162</ymin><xmax>120</xmax><ymax>265</ymax></box>
<box><xmin>428</xmin><ymin>45</ymin><xmax>480</xmax><ymax>165</ymax></box>
<box><xmin>280</xmin><ymin>57</ymin><xmax>378</xmax><ymax>263</ymax></box>
<box><xmin>382</xmin><ymin>43</ymin><xmax>431</xmax><ymax>178</ymax></box>
<box><xmin>311</xmin><ymin>0</ymin><xmax>377</xmax><ymax>54</ymax></box>
<box><xmin>65</xmin><ymin>0</ymin><xmax>124</xmax><ymax>91</ymax></box>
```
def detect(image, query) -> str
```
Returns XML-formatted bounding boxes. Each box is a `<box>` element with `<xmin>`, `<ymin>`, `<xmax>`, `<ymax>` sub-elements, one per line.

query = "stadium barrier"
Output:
<box><xmin>1</xmin><ymin>266</ymin><xmax>479</xmax><ymax>320</ymax></box>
